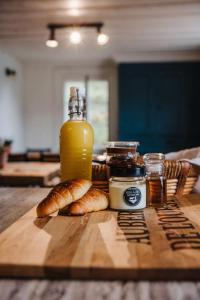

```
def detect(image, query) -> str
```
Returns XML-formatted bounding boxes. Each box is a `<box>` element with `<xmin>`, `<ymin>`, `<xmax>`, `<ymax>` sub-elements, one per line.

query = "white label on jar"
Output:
<box><xmin>123</xmin><ymin>187</ymin><xmax>141</xmax><ymax>206</ymax></box>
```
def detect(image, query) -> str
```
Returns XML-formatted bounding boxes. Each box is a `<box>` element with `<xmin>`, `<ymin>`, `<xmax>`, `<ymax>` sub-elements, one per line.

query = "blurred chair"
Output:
<box><xmin>41</xmin><ymin>152</ymin><xmax>60</xmax><ymax>162</ymax></box>
<box><xmin>9</xmin><ymin>153</ymin><xmax>26</xmax><ymax>162</ymax></box>
<box><xmin>9</xmin><ymin>151</ymin><xmax>60</xmax><ymax>163</ymax></box>
<box><xmin>26</xmin><ymin>148</ymin><xmax>51</xmax><ymax>161</ymax></box>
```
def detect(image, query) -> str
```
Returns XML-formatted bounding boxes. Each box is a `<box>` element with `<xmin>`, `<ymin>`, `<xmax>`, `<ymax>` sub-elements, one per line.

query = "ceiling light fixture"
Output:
<box><xmin>46</xmin><ymin>28</ymin><xmax>58</xmax><ymax>48</ymax></box>
<box><xmin>46</xmin><ymin>22</ymin><xmax>109</xmax><ymax>47</ymax></box>
<box><xmin>97</xmin><ymin>27</ymin><xmax>109</xmax><ymax>46</ymax></box>
<box><xmin>69</xmin><ymin>30</ymin><xmax>82</xmax><ymax>44</ymax></box>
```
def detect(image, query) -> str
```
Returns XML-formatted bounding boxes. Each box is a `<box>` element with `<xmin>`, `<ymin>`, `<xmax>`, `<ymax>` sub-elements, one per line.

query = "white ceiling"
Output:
<box><xmin>0</xmin><ymin>0</ymin><xmax>200</xmax><ymax>63</ymax></box>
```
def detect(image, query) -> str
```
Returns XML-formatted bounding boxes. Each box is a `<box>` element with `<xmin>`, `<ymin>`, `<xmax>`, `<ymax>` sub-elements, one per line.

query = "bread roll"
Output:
<box><xmin>62</xmin><ymin>188</ymin><xmax>109</xmax><ymax>216</ymax></box>
<box><xmin>37</xmin><ymin>179</ymin><xmax>92</xmax><ymax>217</ymax></box>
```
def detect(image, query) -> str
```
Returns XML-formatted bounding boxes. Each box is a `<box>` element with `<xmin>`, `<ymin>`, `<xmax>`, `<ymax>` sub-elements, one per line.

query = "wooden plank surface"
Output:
<box><xmin>0</xmin><ymin>188</ymin><xmax>50</xmax><ymax>234</ymax></box>
<box><xmin>0</xmin><ymin>189</ymin><xmax>200</xmax><ymax>280</ymax></box>
<box><xmin>0</xmin><ymin>188</ymin><xmax>200</xmax><ymax>300</ymax></box>
<box><xmin>0</xmin><ymin>162</ymin><xmax>60</xmax><ymax>186</ymax></box>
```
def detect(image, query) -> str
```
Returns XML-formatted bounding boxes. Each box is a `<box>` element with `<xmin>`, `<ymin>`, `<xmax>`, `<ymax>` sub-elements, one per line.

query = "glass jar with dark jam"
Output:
<box><xmin>106</xmin><ymin>141</ymin><xmax>140</xmax><ymax>177</ymax></box>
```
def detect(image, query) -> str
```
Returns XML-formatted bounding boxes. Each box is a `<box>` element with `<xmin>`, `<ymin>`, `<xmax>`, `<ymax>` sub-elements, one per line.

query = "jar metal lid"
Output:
<box><xmin>106</xmin><ymin>141</ymin><xmax>140</xmax><ymax>147</ymax></box>
<box><xmin>109</xmin><ymin>166</ymin><xmax>145</xmax><ymax>177</ymax></box>
<box><xmin>106</xmin><ymin>141</ymin><xmax>139</xmax><ymax>154</ymax></box>
<box><xmin>143</xmin><ymin>153</ymin><xmax>165</xmax><ymax>161</ymax></box>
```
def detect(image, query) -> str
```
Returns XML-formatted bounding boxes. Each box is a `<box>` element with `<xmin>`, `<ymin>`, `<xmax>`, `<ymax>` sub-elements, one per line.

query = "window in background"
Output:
<box><xmin>64</xmin><ymin>80</ymin><xmax>109</xmax><ymax>150</ymax></box>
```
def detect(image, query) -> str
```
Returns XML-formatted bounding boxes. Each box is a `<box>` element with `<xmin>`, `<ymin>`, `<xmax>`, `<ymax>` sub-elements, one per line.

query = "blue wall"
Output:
<box><xmin>118</xmin><ymin>62</ymin><xmax>200</xmax><ymax>154</ymax></box>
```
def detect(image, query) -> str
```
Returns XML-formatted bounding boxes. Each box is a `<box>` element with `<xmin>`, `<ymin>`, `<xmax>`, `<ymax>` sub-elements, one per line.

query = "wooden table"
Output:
<box><xmin>0</xmin><ymin>188</ymin><xmax>200</xmax><ymax>300</ymax></box>
<box><xmin>0</xmin><ymin>162</ymin><xmax>60</xmax><ymax>186</ymax></box>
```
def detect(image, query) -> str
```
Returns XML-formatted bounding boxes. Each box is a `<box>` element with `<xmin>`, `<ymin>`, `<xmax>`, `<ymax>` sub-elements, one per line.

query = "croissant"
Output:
<box><xmin>37</xmin><ymin>179</ymin><xmax>92</xmax><ymax>217</ymax></box>
<box><xmin>63</xmin><ymin>188</ymin><xmax>109</xmax><ymax>216</ymax></box>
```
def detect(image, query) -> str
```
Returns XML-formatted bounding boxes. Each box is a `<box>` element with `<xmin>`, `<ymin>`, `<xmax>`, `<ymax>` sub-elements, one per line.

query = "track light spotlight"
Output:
<box><xmin>46</xmin><ymin>29</ymin><xmax>58</xmax><ymax>48</ymax></box>
<box><xmin>97</xmin><ymin>32</ymin><xmax>109</xmax><ymax>45</ymax></box>
<box><xmin>96</xmin><ymin>26</ymin><xmax>109</xmax><ymax>45</ymax></box>
<box><xmin>69</xmin><ymin>30</ymin><xmax>82</xmax><ymax>44</ymax></box>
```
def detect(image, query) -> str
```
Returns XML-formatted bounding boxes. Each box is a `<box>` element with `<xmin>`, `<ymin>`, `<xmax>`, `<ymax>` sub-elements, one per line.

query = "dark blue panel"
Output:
<box><xmin>118</xmin><ymin>62</ymin><xmax>200</xmax><ymax>154</ymax></box>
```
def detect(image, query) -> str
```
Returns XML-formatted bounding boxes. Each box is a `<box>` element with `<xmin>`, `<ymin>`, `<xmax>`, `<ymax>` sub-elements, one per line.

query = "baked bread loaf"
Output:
<box><xmin>37</xmin><ymin>179</ymin><xmax>92</xmax><ymax>217</ymax></box>
<box><xmin>61</xmin><ymin>188</ymin><xmax>109</xmax><ymax>216</ymax></box>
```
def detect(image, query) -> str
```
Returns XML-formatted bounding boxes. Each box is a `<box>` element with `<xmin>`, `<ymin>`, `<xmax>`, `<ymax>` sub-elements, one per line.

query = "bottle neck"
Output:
<box><xmin>69</xmin><ymin>113</ymin><xmax>86</xmax><ymax>121</ymax></box>
<box><xmin>145</xmin><ymin>163</ymin><xmax>164</xmax><ymax>177</ymax></box>
<box><xmin>68</xmin><ymin>88</ymin><xmax>87</xmax><ymax>121</ymax></box>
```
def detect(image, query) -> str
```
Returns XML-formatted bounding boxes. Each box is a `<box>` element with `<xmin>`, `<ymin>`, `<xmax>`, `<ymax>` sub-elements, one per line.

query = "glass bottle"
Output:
<box><xmin>60</xmin><ymin>87</ymin><xmax>94</xmax><ymax>181</ymax></box>
<box><xmin>144</xmin><ymin>153</ymin><xmax>166</xmax><ymax>207</ymax></box>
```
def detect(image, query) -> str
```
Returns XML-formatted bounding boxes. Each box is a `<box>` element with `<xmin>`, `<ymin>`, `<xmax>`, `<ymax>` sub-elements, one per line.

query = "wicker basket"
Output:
<box><xmin>92</xmin><ymin>163</ymin><xmax>109</xmax><ymax>193</ymax></box>
<box><xmin>164</xmin><ymin>160</ymin><xmax>199</xmax><ymax>197</ymax></box>
<box><xmin>92</xmin><ymin>160</ymin><xmax>200</xmax><ymax>196</ymax></box>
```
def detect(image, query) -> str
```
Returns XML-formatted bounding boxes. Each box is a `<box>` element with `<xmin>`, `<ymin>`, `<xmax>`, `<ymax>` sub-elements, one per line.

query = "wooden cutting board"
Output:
<box><xmin>0</xmin><ymin>193</ymin><xmax>200</xmax><ymax>280</ymax></box>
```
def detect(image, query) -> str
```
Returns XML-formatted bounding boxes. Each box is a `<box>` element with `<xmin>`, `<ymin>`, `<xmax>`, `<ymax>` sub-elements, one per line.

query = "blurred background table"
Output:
<box><xmin>0</xmin><ymin>162</ymin><xmax>60</xmax><ymax>187</ymax></box>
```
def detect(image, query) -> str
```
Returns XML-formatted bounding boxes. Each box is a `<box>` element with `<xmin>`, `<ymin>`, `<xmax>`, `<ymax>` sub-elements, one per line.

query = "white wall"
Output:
<box><xmin>24</xmin><ymin>63</ymin><xmax>54</xmax><ymax>151</ymax></box>
<box><xmin>23</xmin><ymin>62</ymin><xmax>117</xmax><ymax>152</ymax></box>
<box><xmin>0</xmin><ymin>50</ymin><xmax>24</xmax><ymax>151</ymax></box>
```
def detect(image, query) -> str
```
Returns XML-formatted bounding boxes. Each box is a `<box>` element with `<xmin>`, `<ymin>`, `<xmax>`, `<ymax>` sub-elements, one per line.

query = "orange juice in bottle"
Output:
<box><xmin>60</xmin><ymin>87</ymin><xmax>94</xmax><ymax>181</ymax></box>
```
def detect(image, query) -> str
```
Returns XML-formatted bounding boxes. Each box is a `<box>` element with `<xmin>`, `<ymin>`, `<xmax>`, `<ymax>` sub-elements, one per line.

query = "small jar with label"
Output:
<box><xmin>109</xmin><ymin>167</ymin><xmax>146</xmax><ymax>211</ymax></box>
